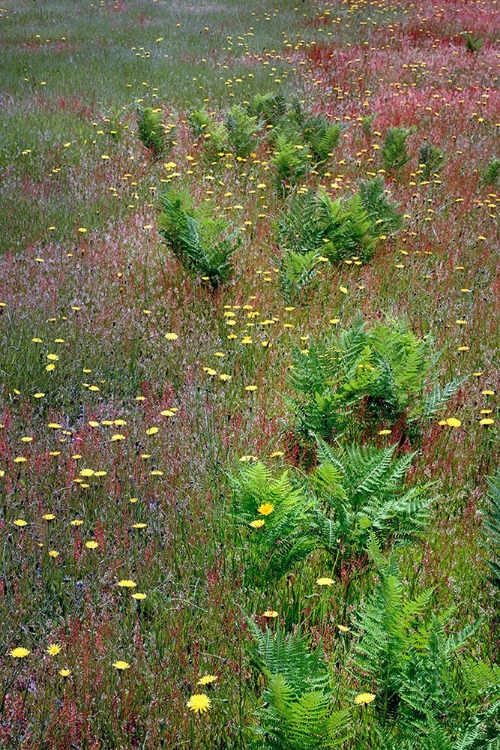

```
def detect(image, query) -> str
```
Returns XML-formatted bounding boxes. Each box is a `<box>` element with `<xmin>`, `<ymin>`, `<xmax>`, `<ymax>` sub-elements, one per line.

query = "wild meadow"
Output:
<box><xmin>0</xmin><ymin>0</ymin><xmax>499</xmax><ymax>747</ymax></box>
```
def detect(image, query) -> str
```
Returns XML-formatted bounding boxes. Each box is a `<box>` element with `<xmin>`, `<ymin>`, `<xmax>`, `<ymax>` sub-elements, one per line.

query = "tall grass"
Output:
<box><xmin>0</xmin><ymin>0</ymin><xmax>499</xmax><ymax>746</ymax></box>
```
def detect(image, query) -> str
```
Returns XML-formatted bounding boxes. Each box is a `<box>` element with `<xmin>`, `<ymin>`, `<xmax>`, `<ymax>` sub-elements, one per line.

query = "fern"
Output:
<box><xmin>275</xmin><ymin>189</ymin><xmax>329</xmax><ymax>257</ymax></box>
<box><xmin>419</xmin><ymin>141</ymin><xmax>445</xmax><ymax>181</ymax></box>
<box><xmin>248</xmin><ymin>624</ymin><xmax>350</xmax><ymax>749</ymax></box>
<box><xmin>137</xmin><ymin>107</ymin><xmax>169</xmax><ymax>157</ymax></box>
<box><xmin>188</xmin><ymin>105</ymin><xmax>212</xmax><ymax>137</ymax></box>
<box><xmin>248</xmin><ymin>92</ymin><xmax>288</xmax><ymax>127</ymax></box>
<box><xmin>353</xmin><ymin>559</ymin><xmax>432</xmax><ymax>719</ymax></box>
<box><xmin>353</xmin><ymin>561</ymin><xmax>500</xmax><ymax>746</ymax></box>
<box><xmin>278</xmin><ymin>249</ymin><xmax>323</xmax><ymax>304</ymax></box>
<box><xmin>361</xmin><ymin>114</ymin><xmax>375</xmax><ymax>137</ymax></box>
<box><xmin>482</xmin><ymin>157</ymin><xmax>500</xmax><ymax>186</ymax></box>
<box><xmin>415</xmin><ymin>377</ymin><xmax>466</xmax><ymax>420</ymax></box>
<box><xmin>271</xmin><ymin>133</ymin><xmax>311</xmax><ymax>193</ymax></box>
<box><xmin>286</xmin><ymin>316</ymin><xmax>460</xmax><ymax>446</ymax></box>
<box><xmin>247</xmin><ymin>621</ymin><xmax>330</xmax><ymax>694</ymax></box>
<box><xmin>382</xmin><ymin>126</ymin><xmax>415</xmax><ymax>171</ymax></box>
<box><xmin>230</xmin><ymin>443</ymin><xmax>430</xmax><ymax>582</ymax></box>
<box><xmin>229</xmin><ymin>462</ymin><xmax>314</xmax><ymax>583</ymax></box>
<box><xmin>482</xmin><ymin>470</ymin><xmax>500</xmax><ymax>596</ymax></box>
<box><xmin>301</xmin><ymin>114</ymin><xmax>342</xmax><ymax>165</ymax></box>
<box><xmin>358</xmin><ymin>177</ymin><xmax>402</xmax><ymax>236</ymax></box>
<box><xmin>158</xmin><ymin>188</ymin><xmax>241</xmax><ymax>288</ymax></box>
<box><xmin>188</xmin><ymin>106</ymin><xmax>228</xmax><ymax>162</ymax></box>
<box><xmin>311</xmin><ymin>440</ymin><xmax>432</xmax><ymax>560</ymax></box>
<box><xmin>464</xmin><ymin>32</ymin><xmax>484</xmax><ymax>52</ymax></box>
<box><xmin>275</xmin><ymin>181</ymin><xmax>401</xmax><ymax>268</ymax></box>
<box><xmin>225</xmin><ymin>104</ymin><xmax>260</xmax><ymax>158</ymax></box>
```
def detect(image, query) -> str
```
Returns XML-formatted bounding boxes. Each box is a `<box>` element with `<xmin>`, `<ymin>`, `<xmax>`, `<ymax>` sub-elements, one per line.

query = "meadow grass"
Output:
<box><xmin>1</xmin><ymin>0</ymin><xmax>499</xmax><ymax>747</ymax></box>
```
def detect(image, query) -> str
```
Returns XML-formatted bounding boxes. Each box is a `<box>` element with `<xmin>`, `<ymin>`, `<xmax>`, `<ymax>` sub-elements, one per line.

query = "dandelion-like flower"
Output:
<box><xmin>197</xmin><ymin>674</ymin><xmax>217</xmax><ymax>686</ymax></box>
<box><xmin>187</xmin><ymin>693</ymin><xmax>211</xmax><ymax>714</ymax></box>
<box><xmin>355</xmin><ymin>692</ymin><xmax>376</xmax><ymax>705</ymax></box>
<box><xmin>47</xmin><ymin>643</ymin><xmax>62</xmax><ymax>656</ymax></box>
<box><xmin>257</xmin><ymin>503</ymin><xmax>274</xmax><ymax>516</ymax></box>
<box><xmin>10</xmin><ymin>647</ymin><xmax>30</xmax><ymax>658</ymax></box>
<box><xmin>113</xmin><ymin>661</ymin><xmax>131</xmax><ymax>670</ymax></box>
<box><xmin>249</xmin><ymin>519</ymin><xmax>265</xmax><ymax>529</ymax></box>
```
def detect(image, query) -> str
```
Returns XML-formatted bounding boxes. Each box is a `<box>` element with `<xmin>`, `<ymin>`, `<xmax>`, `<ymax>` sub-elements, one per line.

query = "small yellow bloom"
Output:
<box><xmin>47</xmin><ymin>643</ymin><xmax>62</xmax><ymax>656</ymax></box>
<box><xmin>117</xmin><ymin>579</ymin><xmax>137</xmax><ymax>588</ymax></box>
<box><xmin>131</xmin><ymin>592</ymin><xmax>147</xmax><ymax>600</ymax></box>
<box><xmin>146</xmin><ymin>427</ymin><xmax>159</xmax><ymax>435</ymax></box>
<box><xmin>258</xmin><ymin>503</ymin><xmax>274</xmax><ymax>516</ymax></box>
<box><xmin>85</xmin><ymin>541</ymin><xmax>99</xmax><ymax>549</ymax></box>
<box><xmin>13</xmin><ymin>519</ymin><xmax>28</xmax><ymax>527</ymax></box>
<box><xmin>59</xmin><ymin>669</ymin><xmax>71</xmax><ymax>677</ymax></box>
<box><xmin>316</xmin><ymin>577</ymin><xmax>334</xmax><ymax>586</ymax></box>
<box><xmin>113</xmin><ymin>661</ymin><xmax>131</xmax><ymax>670</ymax></box>
<box><xmin>48</xmin><ymin>550</ymin><xmax>59</xmax><ymax>558</ymax></box>
<box><xmin>355</xmin><ymin>692</ymin><xmax>376</xmax><ymax>705</ymax></box>
<box><xmin>445</xmin><ymin>418</ymin><xmax>461</xmax><ymax>428</ymax></box>
<box><xmin>165</xmin><ymin>332</ymin><xmax>178</xmax><ymax>340</ymax></box>
<box><xmin>187</xmin><ymin>693</ymin><xmax>211</xmax><ymax>714</ymax></box>
<box><xmin>249</xmin><ymin>519</ymin><xmax>265</xmax><ymax>529</ymax></box>
<box><xmin>10</xmin><ymin>647</ymin><xmax>30</xmax><ymax>658</ymax></box>
<box><xmin>42</xmin><ymin>513</ymin><xmax>55</xmax><ymax>521</ymax></box>
<box><xmin>111</xmin><ymin>434</ymin><xmax>126</xmax><ymax>441</ymax></box>
<box><xmin>197</xmin><ymin>674</ymin><xmax>217</xmax><ymax>685</ymax></box>
<box><xmin>263</xmin><ymin>610</ymin><xmax>278</xmax><ymax>618</ymax></box>
<box><xmin>338</xmin><ymin>624</ymin><xmax>350</xmax><ymax>633</ymax></box>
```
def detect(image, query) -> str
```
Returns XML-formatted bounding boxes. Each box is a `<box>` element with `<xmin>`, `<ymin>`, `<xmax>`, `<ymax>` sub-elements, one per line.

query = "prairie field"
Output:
<box><xmin>0</xmin><ymin>0</ymin><xmax>499</xmax><ymax>747</ymax></box>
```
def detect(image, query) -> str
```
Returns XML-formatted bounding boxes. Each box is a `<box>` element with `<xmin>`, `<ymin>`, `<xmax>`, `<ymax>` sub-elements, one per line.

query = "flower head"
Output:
<box><xmin>113</xmin><ymin>661</ymin><xmax>131</xmax><ymax>670</ymax></box>
<box><xmin>187</xmin><ymin>693</ymin><xmax>211</xmax><ymax>714</ymax></box>
<box><xmin>47</xmin><ymin>643</ymin><xmax>62</xmax><ymax>656</ymax></box>
<box><xmin>117</xmin><ymin>579</ymin><xmax>136</xmax><ymax>588</ymax></box>
<box><xmin>257</xmin><ymin>503</ymin><xmax>274</xmax><ymax>516</ymax></box>
<box><xmin>10</xmin><ymin>647</ymin><xmax>30</xmax><ymax>658</ymax></box>
<box><xmin>249</xmin><ymin>519</ymin><xmax>265</xmax><ymax>529</ymax></box>
<box><xmin>197</xmin><ymin>674</ymin><xmax>217</xmax><ymax>686</ymax></box>
<box><xmin>355</xmin><ymin>692</ymin><xmax>376</xmax><ymax>705</ymax></box>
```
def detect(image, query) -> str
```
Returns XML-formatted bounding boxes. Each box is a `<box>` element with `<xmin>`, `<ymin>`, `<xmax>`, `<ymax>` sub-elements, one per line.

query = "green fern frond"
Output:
<box><xmin>271</xmin><ymin>133</ymin><xmax>311</xmax><ymax>193</ymax></box>
<box><xmin>278</xmin><ymin>249</ymin><xmax>322</xmax><ymax>304</ymax></box>
<box><xmin>247</xmin><ymin>92</ymin><xmax>288</xmax><ymax>127</ymax></box>
<box><xmin>226</xmin><ymin>104</ymin><xmax>260</xmax><ymax>158</ymax></box>
<box><xmin>137</xmin><ymin>107</ymin><xmax>169</xmax><ymax>156</ymax></box>
<box><xmin>157</xmin><ymin>187</ymin><xmax>240</xmax><ymax>287</ymax></box>
<box><xmin>358</xmin><ymin>177</ymin><xmax>402</xmax><ymax>235</ymax></box>
<box><xmin>418</xmin><ymin>141</ymin><xmax>445</xmax><ymax>181</ymax></box>
<box><xmin>482</xmin><ymin>157</ymin><xmax>500</xmax><ymax>186</ymax></box>
<box><xmin>382</xmin><ymin>126</ymin><xmax>415</xmax><ymax>171</ymax></box>
<box><xmin>483</xmin><ymin>470</ymin><xmax>500</xmax><ymax>595</ymax></box>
